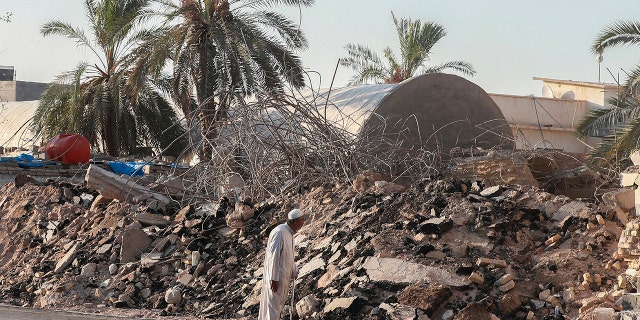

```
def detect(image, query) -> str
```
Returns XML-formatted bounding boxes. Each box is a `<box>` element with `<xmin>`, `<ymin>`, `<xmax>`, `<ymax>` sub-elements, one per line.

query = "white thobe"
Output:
<box><xmin>258</xmin><ymin>223</ymin><xmax>295</xmax><ymax>320</ymax></box>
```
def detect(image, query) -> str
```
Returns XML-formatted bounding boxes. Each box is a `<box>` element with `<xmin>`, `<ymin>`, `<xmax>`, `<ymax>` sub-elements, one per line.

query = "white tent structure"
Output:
<box><xmin>0</xmin><ymin>101</ymin><xmax>39</xmax><ymax>152</ymax></box>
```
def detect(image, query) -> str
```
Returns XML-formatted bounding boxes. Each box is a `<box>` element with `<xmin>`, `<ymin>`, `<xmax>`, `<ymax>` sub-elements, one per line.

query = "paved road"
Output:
<box><xmin>0</xmin><ymin>304</ymin><xmax>152</xmax><ymax>319</ymax></box>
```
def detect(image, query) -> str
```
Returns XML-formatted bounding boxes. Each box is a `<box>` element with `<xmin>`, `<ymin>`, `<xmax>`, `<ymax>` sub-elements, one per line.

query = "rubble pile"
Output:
<box><xmin>0</xmin><ymin>159</ymin><xmax>637</xmax><ymax>319</ymax></box>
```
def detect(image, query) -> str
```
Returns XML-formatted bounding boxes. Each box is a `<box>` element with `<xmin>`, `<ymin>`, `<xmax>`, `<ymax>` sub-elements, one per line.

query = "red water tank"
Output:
<box><xmin>45</xmin><ymin>134</ymin><xmax>91</xmax><ymax>165</ymax></box>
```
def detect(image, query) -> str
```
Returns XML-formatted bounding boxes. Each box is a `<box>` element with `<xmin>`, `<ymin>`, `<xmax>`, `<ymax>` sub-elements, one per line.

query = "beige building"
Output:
<box><xmin>489</xmin><ymin>77</ymin><xmax>620</xmax><ymax>154</ymax></box>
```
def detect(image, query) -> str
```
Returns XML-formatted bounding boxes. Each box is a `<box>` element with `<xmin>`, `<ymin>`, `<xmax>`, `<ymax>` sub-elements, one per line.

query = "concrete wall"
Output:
<box><xmin>0</xmin><ymin>81</ymin><xmax>47</xmax><ymax>102</ymax></box>
<box><xmin>0</xmin><ymin>81</ymin><xmax>17</xmax><ymax>101</ymax></box>
<box><xmin>15</xmin><ymin>81</ymin><xmax>47</xmax><ymax>101</ymax></box>
<box><xmin>490</xmin><ymin>93</ymin><xmax>599</xmax><ymax>153</ymax></box>
<box><xmin>535</xmin><ymin>78</ymin><xmax>620</xmax><ymax>109</ymax></box>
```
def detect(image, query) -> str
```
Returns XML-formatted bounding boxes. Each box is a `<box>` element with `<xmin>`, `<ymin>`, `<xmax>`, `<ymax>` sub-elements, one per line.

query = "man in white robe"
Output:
<box><xmin>258</xmin><ymin>209</ymin><xmax>306</xmax><ymax>319</ymax></box>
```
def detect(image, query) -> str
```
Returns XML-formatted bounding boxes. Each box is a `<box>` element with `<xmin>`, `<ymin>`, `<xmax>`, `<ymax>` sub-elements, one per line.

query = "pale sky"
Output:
<box><xmin>1</xmin><ymin>0</ymin><xmax>640</xmax><ymax>96</ymax></box>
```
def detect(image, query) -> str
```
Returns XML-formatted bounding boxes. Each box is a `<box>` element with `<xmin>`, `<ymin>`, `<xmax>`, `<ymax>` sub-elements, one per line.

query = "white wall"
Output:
<box><xmin>490</xmin><ymin>93</ymin><xmax>598</xmax><ymax>153</ymax></box>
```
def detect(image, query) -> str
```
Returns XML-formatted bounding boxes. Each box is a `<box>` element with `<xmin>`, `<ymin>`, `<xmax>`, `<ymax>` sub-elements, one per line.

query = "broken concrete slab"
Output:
<box><xmin>299</xmin><ymin>257</ymin><xmax>326</xmax><ymax>278</ymax></box>
<box><xmin>119</xmin><ymin>228</ymin><xmax>151</xmax><ymax>263</ymax></box>
<box><xmin>621</xmin><ymin>172</ymin><xmax>639</xmax><ymax>187</ymax></box>
<box><xmin>54</xmin><ymin>241</ymin><xmax>80</xmax><ymax>273</ymax></box>
<box><xmin>324</xmin><ymin>296</ymin><xmax>357</xmax><ymax>313</ymax></box>
<box><xmin>619</xmin><ymin>293</ymin><xmax>640</xmax><ymax>311</ymax></box>
<box><xmin>419</xmin><ymin>217</ymin><xmax>453</xmax><ymax>235</ymax></box>
<box><xmin>296</xmin><ymin>294</ymin><xmax>319</xmax><ymax>318</ymax></box>
<box><xmin>85</xmin><ymin>164</ymin><xmax>171</xmax><ymax>211</ymax></box>
<box><xmin>133</xmin><ymin>213</ymin><xmax>171</xmax><ymax>227</ymax></box>
<box><xmin>439</xmin><ymin>229</ymin><xmax>493</xmax><ymax>256</ymax></box>
<box><xmin>361</xmin><ymin>257</ymin><xmax>469</xmax><ymax>286</ymax></box>
<box><xmin>552</xmin><ymin>201</ymin><xmax>592</xmax><ymax>221</ymax></box>
<box><xmin>603</xmin><ymin>188</ymin><xmax>634</xmax><ymax>225</ymax></box>
<box><xmin>317</xmin><ymin>264</ymin><xmax>339</xmax><ymax>288</ymax></box>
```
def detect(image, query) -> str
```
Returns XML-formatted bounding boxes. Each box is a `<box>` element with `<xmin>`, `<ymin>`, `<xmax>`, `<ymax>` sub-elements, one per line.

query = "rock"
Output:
<box><xmin>442</xmin><ymin>309</ymin><xmax>454</xmax><ymax>320</ymax></box>
<box><xmin>545</xmin><ymin>234</ymin><xmax>561</xmax><ymax>246</ymax></box>
<box><xmin>419</xmin><ymin>217</ymin><xmax>453</xmax><ymax>235</ymax></box>
<box><xmin>373</xmin><ymin>181</ymin><xmax>407</xmax><ymax>194</ymax></box>
<box><xmin>498</xmin><ymin>280</ymin><xmax>515</xmax><ymax>292</ymax></box>
<box><xmin>530</xmin><ymin>299</ymin><xmax>546</xmax><ymax>310</ymax></box>
<box><xmin>296</xmin><ymin>294</ymin><xmax>319</xmax><ymax>318</ymax></box>
<box><xmin>397</xmin><ymin>282</ymin><xmax>451</xmax><ymax>316</ymax></box>
<box><xmin>174</xmin><ymin>205</ymin><xmax>191</xmax><ymax>222</ymax></box>
<box><xmin>140</xmin><ymin>288</ymin><xmax>152</xmax><ymax>299</ymax></box>
<box><xmin>317</xmin><ymin>264</ymin><xmax>339</xmax><ymax>288</ymax></box>
<box><xmin>177</xmin><ymin>272</ymin><xmax>193</xmax><ymax>286</ymax></box>
<box><xmin>494</xmin><ymin>273</ymin><xmax>513</xmax><ymax>287</ymax></box>
<box><xmin>119</xmin><ymin>228</ymin><xmax>151</xmax><ymax>263</ymax></box>
<box><xmin>164</xmin><ymin>286</ymin><xmax>182</xmax><ymax>305</ymax></box>
<box><xmin>591</xmin><ymin>307</ymin><xmax>615</xmax><ymax>320</ymax></box>
<box><xmin>324</xmin><ymin>297</ymin><xmax>357</xmax><ymax>313</ymax></box>
<box><xmin>298</xmin><ymin>257</ymin><xmax>326</xmax><ymax>278</ymax></box>
<box><xmin>552</xmin><ymin>201</ymin><xmax>592</xmax><ymax>221</ymax></box>
<box><xmin>96</xmin><ymin>243</ymin><xmax>112</xmax><ymax>255</ymax></box>
<box><xmin>476</xmin><ymin>257</ymin><xmax>507</xmax><ymax>268</ymax></box>
<box><xmin>618</xmin><ymin>275</ymin><xmax>628</xmax><ymax>289</ymax></box>
<box><xmin>379</xmin><ymin>302</ymin><xmax>417</xmax><ymax>320</ymax></box>
<box><xmin>539</xmin><ymin>289</ymin><xmax>551</xmax><ymax>300</ymax></box>
<box><xmin>109</xmin><ymin>264</ymin><xmax>118</xmax><ymax>275</ymax></box>
<box><xmin>133</xmin><ymin>213</ymin><xmax>171</xmax><ymax>227</ymax></box>
<box><xmin>81</xmin><ymin>263</ymin><xmax>97</xmax><ymax>277</ymax></box>
<box><xmin>480</xmin><ymin>185</ymin><xmax>501</xmax><ymax>197</ymax></box>
<box><xmin>499</xmin><ymin>293</ymin><xmax>521</xmax><ymax>315</ymax></box>
<box><xmin>455</xmin><ymin>303</ymin><xmax>493</xmax><ymax>320</ymax></box>
<box><xmin>54</xmin><ymin>242</ymin><xmax>80</xmax><ymax>273</ymax></box>
<box><xmin>468</xmin><ymin>271</ymin><xmax>484</xmax><ymax>285</ymax></box>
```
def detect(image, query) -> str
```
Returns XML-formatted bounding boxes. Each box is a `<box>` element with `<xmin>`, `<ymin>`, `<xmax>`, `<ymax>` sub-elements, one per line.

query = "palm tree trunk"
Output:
<box><xmin>103</xmin><ymin>112</ymin><xmax>120</xmax><ymax>156</ymax></box>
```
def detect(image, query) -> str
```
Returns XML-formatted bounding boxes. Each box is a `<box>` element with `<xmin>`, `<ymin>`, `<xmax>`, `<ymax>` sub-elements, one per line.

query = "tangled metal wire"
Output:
<box><xmin>174</xmin><ymin>86</ymin><xmax>442</xmax><ymax>206</ymax></box>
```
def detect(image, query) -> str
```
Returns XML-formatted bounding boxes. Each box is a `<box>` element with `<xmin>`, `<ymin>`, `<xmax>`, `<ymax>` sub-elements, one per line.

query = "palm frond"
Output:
<box><xmin>592</xmin><ymin>20</ymin><xmax>640</xmax><ymax>54</ymax></box>
<box><xmin>421</xmin><ymin>60</ymin><xmax>476</xmax><ymax>77</ymax></box>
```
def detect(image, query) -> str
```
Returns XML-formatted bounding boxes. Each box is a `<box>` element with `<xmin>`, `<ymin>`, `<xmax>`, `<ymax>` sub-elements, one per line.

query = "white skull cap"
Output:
<box><xmin>288</xmin><ymin>208</ymin><xmax>304</xmax><ymax>220</ymax></box>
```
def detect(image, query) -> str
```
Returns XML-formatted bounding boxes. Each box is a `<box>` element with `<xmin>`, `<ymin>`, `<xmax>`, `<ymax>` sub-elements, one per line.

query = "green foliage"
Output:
<box><xmin>132</xmin><ymin>0</ymin><xmax>313</xmax><ymax>160</ymax></box>
<box><xmin>1</xmin><ymin>11</ymin><xmax>11</xmax><ymax>23</ymax></box>
<box><xmin>32</xmin><ymin>0</ymin><xmax>187</xmax><ymax>157</ymax></box>
<box><xmin>340</xmin><ymin>12</ymin><xmax>475</xmax><ymax>85</ymax></box>
<box><xmin>580</xmin><ymin>20</ymin><xmax>640</xmax><ymax>163</ymax></box>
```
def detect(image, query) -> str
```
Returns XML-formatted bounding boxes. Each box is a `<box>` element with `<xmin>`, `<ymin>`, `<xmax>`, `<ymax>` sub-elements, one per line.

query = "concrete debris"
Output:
<box><xmin>54</xmin><ymin>241</ymin><xmax>80</xmax><ymax>273</ymax></box>
<box><xmin>164</xmin><ymin>286</ymin><xmax>181</xmax><ymax>305</ymax></box>
<box><xmin>85</xmin><ymin>164</ymin><xmax>171</xmax><ymax>212</ymax></box>
<box><xmin>323</xmin><ymin>296</ymin><xmax>357</xmax><ymax>313</ymax></box>
<box><xmin>379</xmin><ymin>302</ymin><xmax>418</xmax><ymax>320</ymax></box>
<box><xmin>362</xmin><ymin>257</ymin><xmax>469</xmax><ymax>287</ymax></box>
<box><xmin>0</xmin><ymin>152</ymin><xmax>638</xmax><ymax>319</ymax></box>
<box><xmin>295</xmin><ymin>294</ymin><xmax>319</xmax><ymax>318</ymax></box>
<box><xmin>119</xmin><ymin>228</ymin><xmax>152</xmax><ymax>263</ymax></box>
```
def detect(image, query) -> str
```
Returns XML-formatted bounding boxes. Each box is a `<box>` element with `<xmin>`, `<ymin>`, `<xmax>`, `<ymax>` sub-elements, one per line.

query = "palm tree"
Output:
<box><xmin>577</xmin><ymin>21</ymin><xmax>640</xmax><ymax>163</ymax></box>
<box><xmin>32</xmin><ymin>0</ymin><xmax>187</xmax><ymax>157</ymax></box>
<box><xmin>340</xmin><ymin>12</ymin><xmax>475</xmax><ymax>85</ymax></box>
<box><xmin>133</xmin><ymin>0</ymin><xmax>313</xmax><ymax>161</ymax></box>
<box><xmin>1</xmin><ymin>11</ymin><xmax>11</xmax><ymax>23</ymax></box>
